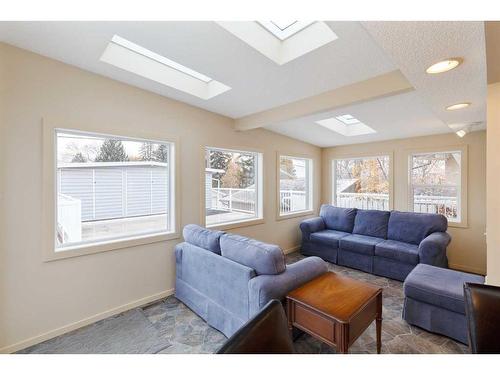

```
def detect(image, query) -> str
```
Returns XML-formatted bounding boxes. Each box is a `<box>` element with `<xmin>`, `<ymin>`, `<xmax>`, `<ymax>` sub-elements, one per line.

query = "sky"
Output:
<box><xmin>57</xmin><ymin>132</ymin><xmax>150</xmax><ymax>162</ymax></box>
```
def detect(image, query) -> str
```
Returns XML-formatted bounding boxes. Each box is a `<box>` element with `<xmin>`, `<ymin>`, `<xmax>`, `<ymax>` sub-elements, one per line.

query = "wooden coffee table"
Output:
<box><xmin>286</xmin><ymin>272</ymin><xmax>383</xmax><ymax>354</ymax></box>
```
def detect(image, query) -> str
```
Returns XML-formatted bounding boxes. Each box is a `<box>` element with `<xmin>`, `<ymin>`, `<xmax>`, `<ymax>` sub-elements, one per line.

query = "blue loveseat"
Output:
<box><xmin>175</xmin><ymin>224</ymin><xmax>327</xmax><ymax>337</ymax></box>
<box><xmin>300</xmin><ymin>205</ymin><xmax>451</xmax><ymax>281</ymax></box>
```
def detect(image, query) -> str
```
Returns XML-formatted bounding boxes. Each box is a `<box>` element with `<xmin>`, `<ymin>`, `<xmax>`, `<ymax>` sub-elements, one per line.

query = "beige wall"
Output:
<box><xmin>322</xmin><ymin>131</ymin><xmax>487</xmax><ymax>275</ymax></box>
<box><xmin>0</xmin><ymin>42</ymin><xmax>322</xmax><ymax>352</ymax></box>
<box><xmin>487</xmin><ymin>83</ymin><xmax>500</xmax><ymax>286</ymax></box>
<box><xmin>0</xmin><ymin>39</ymin><xmax>491</xmax><ymax>353</ymax></box>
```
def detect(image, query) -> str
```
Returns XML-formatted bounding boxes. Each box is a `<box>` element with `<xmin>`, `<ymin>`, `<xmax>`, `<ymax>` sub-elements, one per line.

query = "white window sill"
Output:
<box><xmin>448</xmin><ymin>220</ymin><xmax>468</xmax><ymax>229</ymax></box>
<box><xmin>206</xmin><ymin>218</ymin><xmax>265</xmax><ymax>231</ymax></box>
<box><xmin>44</xmin><ymin>231</ymin><xmax>180</xmax><ymax>262</ymax></box>
<box><xmin>276</xmin><ymin>209</ymin><xmax>315</xmax><ymax>221</ymax></box>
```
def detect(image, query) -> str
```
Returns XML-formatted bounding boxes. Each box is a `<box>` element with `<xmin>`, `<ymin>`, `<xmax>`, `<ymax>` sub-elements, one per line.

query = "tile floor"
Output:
<box><xmin>18</xmin><ymin>252</ymin><xmax>469</xmax><ymax>354</ymax></box>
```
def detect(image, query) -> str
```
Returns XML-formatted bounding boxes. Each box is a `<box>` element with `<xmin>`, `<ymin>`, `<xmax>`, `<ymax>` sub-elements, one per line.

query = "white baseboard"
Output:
<box><xmin>448</xmin><ymin>263</ymin><xmax>486</xmax><ymax>276</ymax></box>
<box><xmin>283</xmin><ymin>245</ymin><xmax>301</xmax><ymax>255</ymax></box>
<box><xmin>0</xmin><ymin>288</ymin><xmax>175</xmax><ymax>354</ymax></box>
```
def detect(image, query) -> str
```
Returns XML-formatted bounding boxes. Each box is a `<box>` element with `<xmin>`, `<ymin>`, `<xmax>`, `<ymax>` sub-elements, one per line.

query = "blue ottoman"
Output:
<box><xmin>403</xmin><ymin>264</ymin><xmax>485</xmax><ymax>344</ymax></box>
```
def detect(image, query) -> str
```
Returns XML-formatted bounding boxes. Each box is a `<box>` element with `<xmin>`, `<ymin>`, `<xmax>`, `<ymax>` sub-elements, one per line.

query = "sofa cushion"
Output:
<box><xmin>340</xmin><ymin>234</ymin><xmax>384</xmax><ymax>256</ymax></box>
<box><xmin>352</xmin><ymin>210</ymin><xmax>390</xmax><ymax>239</ymax></box>
<box><xmin>183</xmin><ymin>224</ymin><xmax>224</xmax><ymax>254</ymax></box>
<box><xmin>319</xmin><ymin>204</ymin><xmax>357</xmax><ymax>233</ymax></box>
<box><xmin>310</xmin><ymin>230</ymin><xmax>350</xmax><ymax>249</ymax></box>
<box><xmin>220</xmin><ymin>234</ymin><xmax>286</xmax><ymax>275</ymax></box>
<box><xmin>375</xmin><ymin>240</ymin><xmax>419</xmax><ymax>264</ymax></box>
<box><xmin>387</xmin><ymin>211</ymin><xmax>448</xmax><ymax>245</ymax></box>
<box><xmin>404</xmin><ymin>264</ymin><xmax>485</xmax><ymax>314</ymax></box>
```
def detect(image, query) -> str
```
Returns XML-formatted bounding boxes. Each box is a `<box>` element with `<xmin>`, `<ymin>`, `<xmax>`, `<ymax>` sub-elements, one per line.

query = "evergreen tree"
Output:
<box><xmin>152</xmin><ymin>144</ymin><xmax>169</xmax><ymax>162</ymax></box>
<box><xmin>71</xmin><ymin>152</ymin><xmax>87</xmax><ymax>163</ymax></box>
<box><xmin>95</xmin><ymin>139</ymin><xmax>128</xmax><ymax>162</ymax></box>
<box><xmin>139</xmin><ymin>142</ymin><xmax>154</xmax><ymax>161</ymax></box>
<box><xmin>237</xmin><ymin>154</ymin><xmax>255</xmax><ymax>188</ymax></box>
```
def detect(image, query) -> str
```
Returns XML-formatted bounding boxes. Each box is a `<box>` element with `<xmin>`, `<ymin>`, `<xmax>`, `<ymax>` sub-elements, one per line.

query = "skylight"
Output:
<box><xmin>258</xmin><ymin>21</ymin><xmax>315</xmax><ymax>41</ymax></box>
<box><xmin>316</xmin><ymin>114</ymin><xmax>376</xmax><ymax>137</ymax></box>
<box><xmin>335</xmin><ymin>114</ymin><xmax>362</xmax><ymax>125</ymax></box>
<box><xmin>110</xmin><ymin>35</ymin><xmax>213</xmax><ymax>83</ymax></box>
<box><xmin>217</xmin><ymin>21</ymin><xmax>337</xmax><ymax>65</ymax></box>
<box><xmin>100</xmin><ymin>35</ymin><xmax>231</xmax><ymax>100</ymax></box>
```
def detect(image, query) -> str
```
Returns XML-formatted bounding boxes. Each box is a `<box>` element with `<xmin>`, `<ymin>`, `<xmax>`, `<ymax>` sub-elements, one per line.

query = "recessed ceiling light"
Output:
<box><xmin>456</xmin><ymin>129</ymin><xmax>467</xmax><ymax>138</ymax></box>
<box><xmin>446</xmin><ymin>102</ymin><xmax>471</xmax><ymax>111</ymax></box>
<box><xmin>426</xmin><ymin>58</ymin><xmax>463</xmax><ymax>74</ymax></box>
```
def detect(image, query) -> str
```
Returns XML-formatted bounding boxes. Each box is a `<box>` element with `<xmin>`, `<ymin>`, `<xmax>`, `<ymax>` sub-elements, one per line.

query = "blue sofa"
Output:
<box><xmin>300</xmin><ymin>205</ymin><xmax>451</xmax><ymax>281</ymax></box>
<box><xmin>403</xmin><ymin>264</ymin><xmax>485</xmax><ymax>343</ymax></box>
<box><xmin>175</xmin><ymin>224</ymin><xmax>327</xmax><ymax>337</ymax></box>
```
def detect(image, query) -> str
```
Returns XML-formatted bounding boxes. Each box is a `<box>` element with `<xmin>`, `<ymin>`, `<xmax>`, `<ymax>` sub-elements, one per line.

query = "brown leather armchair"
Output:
<box><xmin>216</xmin><ymin>299</ymin><xmax>294</xmax><ymax>354</ymax></box>
<box><xmin>464</xmin><ymin>282</ymin><xmax>500</xmax><ymax>353</ymax></box>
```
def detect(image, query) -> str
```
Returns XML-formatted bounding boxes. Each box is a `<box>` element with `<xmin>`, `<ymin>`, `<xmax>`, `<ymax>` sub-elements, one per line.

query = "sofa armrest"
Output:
<box><xmin>248</xmin><ymin>257</ymin><xmax>327</xmax><ymax>316</ymax></box>
<box><xmin>418</xmin><ymin>232</ymin><xmax>451</xmax><ymax>267</ymax></box>
<box><xmin>299</xmin><ymin>217</ymin><xmax>325</xmax><ymax>241</ymax></box>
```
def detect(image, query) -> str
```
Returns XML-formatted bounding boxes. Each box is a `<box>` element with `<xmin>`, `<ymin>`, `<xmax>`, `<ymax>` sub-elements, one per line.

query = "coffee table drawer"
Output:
<box><xmin>294</xmin><ymin>303</ymin><xmax>335</xmax><ymax>343</ymax></box>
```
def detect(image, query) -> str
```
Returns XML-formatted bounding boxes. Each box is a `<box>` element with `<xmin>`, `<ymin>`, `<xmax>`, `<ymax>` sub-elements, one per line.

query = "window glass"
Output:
<box><xmin>205</xmin><ymin>147</ymin><xmax>262</xmax><ymax>227</ymax></box>
<box><xmin>56</xmin><ymin>130</ymin><xmax>174</xmax><ymax>250</ymax></box>
<box><xmin>279</xmin><ymin>156</ymin><xmax>313</xmax><ymax>215</ymax></box>
<box><xmin>410</xmin><ymin>151</ymin><xmax>461</xmax><ymax>222</ymax></box>
<box><xmin>333</xmin><ymin>156</ymin><xmax>390</xmax><ymax>210</ymax></box>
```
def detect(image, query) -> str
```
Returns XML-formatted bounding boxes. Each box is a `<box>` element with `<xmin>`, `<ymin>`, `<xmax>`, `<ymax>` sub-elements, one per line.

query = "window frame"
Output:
<box><xmin>407</xmin><ymin>145</ymin><xmax>468</xmax><ymax>228</ymax></box>
<box><xmin>331</xmin><ymin>153</ymin><xmax>393</xmax><ymax>210</ymax></box>
<box><xmin>276</xmin><ymin>153</ymin><xmax>314</xmax><ymax>220</ymax></box>
<box><xmin>42</xmin><ymin>117</ymin><xmax>180</xmax><ymax>262</ymax></box>
<box><xmin>202</xmin><ymin>145</ymin><xmax>264</xmax><ymax>230</ymax></box>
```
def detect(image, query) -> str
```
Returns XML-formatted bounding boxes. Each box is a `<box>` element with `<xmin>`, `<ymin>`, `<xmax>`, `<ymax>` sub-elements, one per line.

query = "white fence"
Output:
<box><xmin>280</xmin><ymin>190</ymin><xmax>306</xmax><ymax>213</ymax></box>
<box><xmin>209</xmin><ymin>188</ymin><xmax>307</xmax><ymax>214</ymax></box>
<box><xmin>210</xmin><ymin>188</ymin><xmax>256</xmax><ymax>213</ymax></box>
<box><xmin>208</xmin><ymin>188</ymin><xmax>458</xmax><ymax>218</ymax></box>
<box><xmin>57</xmin><ymin>194</ymin><xmax>82</xmax><ymax>243</ymax></box>
<box><xmin>336</xmin><ymin>192</ymin><xmax>390</xmax><ymax>210</ymax></box>
<box><xmin>336</xmin><ymin>192</ymin><xmax>457</xmax><ymax>218</ymax></box>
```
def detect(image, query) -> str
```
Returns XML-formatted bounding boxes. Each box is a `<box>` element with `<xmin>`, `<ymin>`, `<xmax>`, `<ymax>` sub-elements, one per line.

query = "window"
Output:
<box><xmin>100</xmin><ymin>35</ymin><xmax>231</xmax><ymax>100</ymax></box>
<box><xmin>332</xmin><ymin>156</ymin><xmax>390</xmax><ymax>210</ymax></box>
<box><xmin>205</xmin><ymin>147</ymin><xmax>263</xmax><ymax>227</ymax></box>
<box><xmin>257</xmin><ymin>21</ymin><xmax>315</xmax><ymax>40</ymax></box>
<box><xmin>279</xmin><ymin>155</ymin><xmax>313</xmax><ymax>216</ymax></box>
<box><xmin>316</xmin><ymin>114</ymin><xmax>376</xmax><ymax>136</ymax></box>
<box><xmin>55</xmin><ymin>129</ymin><xmax>175</xmax><ymax>250</ymax></box>
<box><xmin>410</xmin><ymin>151</ymin><xmax>462</xmax><ymax>222</ymax></box>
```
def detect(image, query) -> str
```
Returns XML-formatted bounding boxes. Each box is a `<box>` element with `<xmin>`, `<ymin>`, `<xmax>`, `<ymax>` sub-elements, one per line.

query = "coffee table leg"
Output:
<box><xmin>286</xmin><ymin>299</ymin><xmax>294</xmax><ymax>338</ymax></box>
<box><xmin>376</xmin><ymin>293</ymin><xmax>383</xmax><ymax>354</ymax></box>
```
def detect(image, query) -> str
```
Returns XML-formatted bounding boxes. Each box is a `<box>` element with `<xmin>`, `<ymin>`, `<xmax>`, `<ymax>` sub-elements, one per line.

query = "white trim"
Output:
<box><xmin>203</xmin><ymin>146</ymin><xmax>264</xmax><ymax>228</ymax></box>
<box><xmin>277</xmin><ymin>154</ymin><xmax>314</xmax><ymax>218</ymax></box>
<box><xmin>42</xmin><ymin>118</ymin><xmax>181</xmax><ymax>261</ymax></box>
<box><xmin>283</xmin><ymin>244</ymin><xmax>301</xmax><ymax>255</ymax></box>
<box><xmin>0</xmin><ymin>289</ymin><xmax>174</xmax><ymax>354</ymax></box>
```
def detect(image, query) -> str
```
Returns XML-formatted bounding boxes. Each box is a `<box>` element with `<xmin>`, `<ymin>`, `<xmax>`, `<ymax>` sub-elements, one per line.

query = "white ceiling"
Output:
<box><xmin>265</xmin><ymin>91</ymin><xmax>449</xmax><ymax>147</ymax></box>
<box><xmin>361</xmin><ymin>21</ymin><xmax>487</xmax><ymax>128</ymax></box>
<box><xmin>0</xmin><ymin>21</ymin><xmax>487</xmax><ymax>147</ymax></box>
<box><xmin>0</xmin><ymin>21</ymin><xmax>395</xmax><ymax>118</ymax></box>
